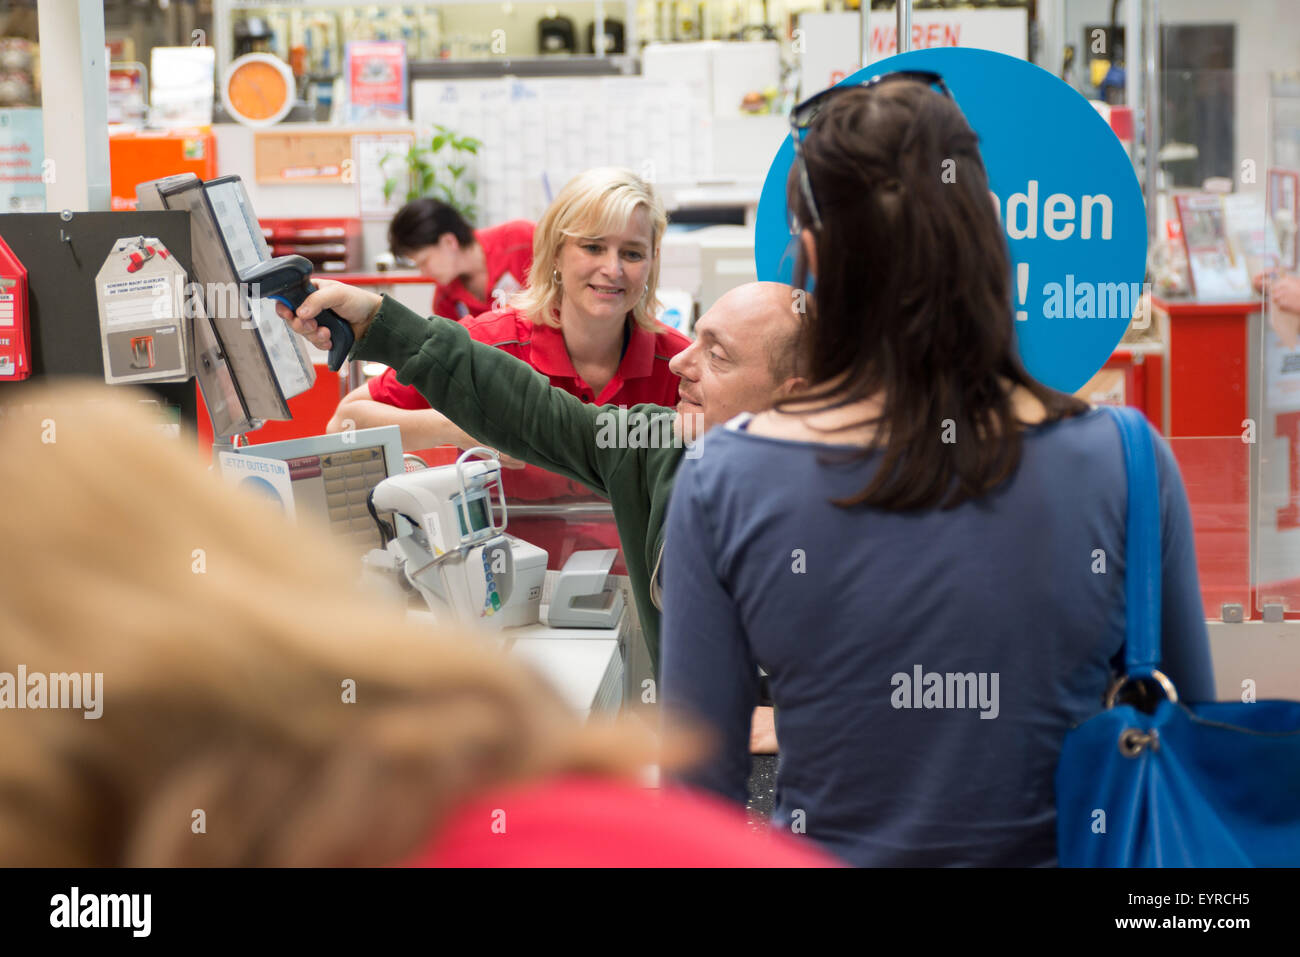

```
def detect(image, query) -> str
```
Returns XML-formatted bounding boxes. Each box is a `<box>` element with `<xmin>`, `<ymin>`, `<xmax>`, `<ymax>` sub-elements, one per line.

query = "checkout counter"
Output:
<box><xmin>413</xmin><ymin>599</ymin><xmax>630</xmax><ymax>719</ymax></box>
<box><xmin>237</xmin><ymin>431</ymin><xmax>640</xmax><ymax>720</ymax></box>
<box><xmin>361</xmin><ymin>445</ymin><xmax>635</xmax><ymax>719</ymax></box>
<box><xmin>236</xmin><ymin>431</ymin><xmax>638</xmax><ymax>720</ymax></box>
<box><xmin>369</xmin><ymin>447</ymin><xmax>637</xmax><ymax>717</ymax></box>
<box><xmin>116</xmin><ymin>170</ymin><xmax>639</xmax><ymax>721</ymax></box>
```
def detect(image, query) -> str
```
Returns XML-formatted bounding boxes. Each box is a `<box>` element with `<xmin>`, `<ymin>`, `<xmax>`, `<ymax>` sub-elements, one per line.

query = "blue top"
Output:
<box><xmin>661</xmin><ymin>407</ymin><xmax>1215</xmax><ymax>867</ymax></box>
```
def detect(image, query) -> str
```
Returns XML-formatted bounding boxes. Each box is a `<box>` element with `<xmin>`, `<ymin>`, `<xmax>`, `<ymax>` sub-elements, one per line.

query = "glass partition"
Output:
<box><xmin>1168</xmin><ymin>436</ymin><xmax>1252</xmax><ymax>620</ymax></box>
<box><xmin>1054</xmin><ymin>1</ymin><xmax>1300</xmax><ymax>619</ymax></box>
<box><xmin>1254</xmin><ymin>82</ymin><xmax>1300</xmax><ymax>614</ymax></box>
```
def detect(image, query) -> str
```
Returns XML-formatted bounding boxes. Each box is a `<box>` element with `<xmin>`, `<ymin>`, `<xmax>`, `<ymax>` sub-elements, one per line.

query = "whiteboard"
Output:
<box><xmin>412</xmin><ymin>75</ymin><xmax>708</xmax><ymax>225</ymax></box>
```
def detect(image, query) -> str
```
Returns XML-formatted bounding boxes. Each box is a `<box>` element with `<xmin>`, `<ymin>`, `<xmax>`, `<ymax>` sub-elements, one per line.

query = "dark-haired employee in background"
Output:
<box><xmin>388</xmin><ymin>198</ymin><xmax>534</xmax><ymax>321</ymax></box>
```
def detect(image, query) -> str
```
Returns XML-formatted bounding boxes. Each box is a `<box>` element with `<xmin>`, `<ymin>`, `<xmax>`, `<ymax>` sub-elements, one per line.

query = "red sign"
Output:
<box><xmin>870</xmin><ymin>22</ymin><xmax>963</xmax><ymax>56</ymax></box>
<box><xmin>346</xmin><ymin>42</ymin><xmax>408</xmax><ymax>117</ymax></box>
<box><xmin>0</xmin><ymin>234</ymin><xmax>32</xmax><ymax>380</ymax></box>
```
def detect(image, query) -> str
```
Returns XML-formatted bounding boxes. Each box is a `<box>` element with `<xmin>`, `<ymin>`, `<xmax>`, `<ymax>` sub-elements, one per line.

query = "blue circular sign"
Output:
<box><xmin>756</xmin><ymin>47</ymin><xmax>1147</xmax><ymax>394</ymax></box>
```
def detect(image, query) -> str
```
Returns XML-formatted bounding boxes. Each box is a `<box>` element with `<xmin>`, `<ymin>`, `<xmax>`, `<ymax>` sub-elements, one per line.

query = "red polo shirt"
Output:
<box><xmin>433</xmin><ymin>220</ymin><xmax>535</xmax><ymax>320</ymax></box>
<box><xmin>367</xmin><ymin>306</ymin><xmax>689</xmax><ymax>569</ymax></box>
<box><xmin>368</xmin><ymin>305</ymin><xmax>687</xmax><ymax>410</ymax></box>
<box><xmin>407</xmin><ymin>776</ymin><xmax>839</xmax><ymax>867</ymax></box>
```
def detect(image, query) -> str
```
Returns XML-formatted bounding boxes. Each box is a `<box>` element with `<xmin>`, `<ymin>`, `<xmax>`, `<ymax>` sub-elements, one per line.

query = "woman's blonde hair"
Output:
<box><xmin>513</xmin><ymin>167</ymin><xmax>667</xmax><ymax>332</ymax></box>
<box><xmin>0</xmin><ymin>383</ymin><xmax>683</xmax><ymax>866</ymax></box>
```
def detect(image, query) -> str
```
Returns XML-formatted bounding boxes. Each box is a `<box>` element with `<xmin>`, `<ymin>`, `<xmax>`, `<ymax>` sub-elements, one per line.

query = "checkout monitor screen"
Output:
<box><xmin>162</xmin><ymin>180</ymin><xmax>290</xmax><ymax>421</ymax></box>
<box><xmin>204</xmin><ymin>177</ymin><xmax>315</xmax><ymax>401</ymax></box>
<box><xmin>458</xmin><ymin>495</ymin><xmax>492</xmax><ymax>538</ymax></box>
<box><xmin>205</xmin><ymin>176</ymin><xmax>269</xmax><ymax>274</ymax></box>
<box><xmin>237</xmin><ymin>426</ymin><xmax>404</xmax><ymax>556</ymax></box>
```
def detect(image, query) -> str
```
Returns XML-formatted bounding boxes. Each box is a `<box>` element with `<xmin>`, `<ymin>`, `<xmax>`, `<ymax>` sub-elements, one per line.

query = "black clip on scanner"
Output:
<box><xmin>241</xmin><ymin>254</ymin><xmax>355</xmax><ymax>371</ymax></box>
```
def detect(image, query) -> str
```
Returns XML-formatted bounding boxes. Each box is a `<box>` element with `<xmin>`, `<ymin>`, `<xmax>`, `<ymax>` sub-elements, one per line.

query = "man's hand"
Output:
<box><xmin>273</xmin><ymin>279</ymin><xmax>383</xmax><ymax>352</ymax></box>
<box><xmin>750</xmin><ymin>706</ymin><xmax>778</xmax><ymax>754</ymax></box>
<box><xmin>1258</xmin><ymin>273</ymin><xmax>1300</xmax><ymax>348</ymax></box>
<box><xmin>1271</xmin><ymin>307</ymin><xmax>1300</xmax><ymax>350</ymax></box>
<box><xmin>1272</xmin><ymin>275</ymin><xmax>1300</xmax><ymax>315</ymax></box>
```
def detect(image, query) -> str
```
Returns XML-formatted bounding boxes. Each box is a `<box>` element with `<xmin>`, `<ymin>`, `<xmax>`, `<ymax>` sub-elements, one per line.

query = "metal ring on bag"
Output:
<box><xmin>1105</xmin><ymin>668</ymin><xmax>1180</xmax><ymax>709</ymax></box>
<box><xmin>1118</xmin><ymin>727</ymin><xmax>1160</xmax><ymax>757</ymax></box>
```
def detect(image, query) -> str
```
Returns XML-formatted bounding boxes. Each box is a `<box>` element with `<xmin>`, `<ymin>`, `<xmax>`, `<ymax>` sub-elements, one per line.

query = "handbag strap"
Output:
<box><xmin>1103</xmin><ymin>405</ymin><xmax>1162</xmax><ymax>678</ymax></box>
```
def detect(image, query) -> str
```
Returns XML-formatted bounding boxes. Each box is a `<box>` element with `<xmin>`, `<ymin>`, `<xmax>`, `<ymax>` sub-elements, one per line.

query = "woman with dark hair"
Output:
<box><xmin>660</xmin><ymin>75</ymin><xmax>1215</xmax><ymax>866</ymax></box>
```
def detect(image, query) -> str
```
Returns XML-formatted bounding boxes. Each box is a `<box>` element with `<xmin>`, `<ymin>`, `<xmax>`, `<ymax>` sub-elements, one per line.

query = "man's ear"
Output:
<box><xmin>777</xmin><ymin>375</ymin><xmax>808</xmax><ymax>398</ymax></box>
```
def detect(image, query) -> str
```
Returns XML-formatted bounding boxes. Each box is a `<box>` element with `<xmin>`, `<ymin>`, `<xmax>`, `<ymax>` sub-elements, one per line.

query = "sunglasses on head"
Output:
<box><xmin>788</xmin><ymin>70</ymin><xmax>954</xmax><ymax>234</ymax></box>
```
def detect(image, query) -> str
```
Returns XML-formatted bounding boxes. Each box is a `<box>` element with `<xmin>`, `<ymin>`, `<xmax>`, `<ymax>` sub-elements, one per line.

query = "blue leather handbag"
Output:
<box><xmin>1056</xmin><ymin>405</ymin><xmax>1300</xmax><ymax>867</ymax></box>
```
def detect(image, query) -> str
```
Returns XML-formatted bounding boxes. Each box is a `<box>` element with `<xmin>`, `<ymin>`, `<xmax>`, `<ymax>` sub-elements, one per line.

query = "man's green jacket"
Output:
<box><xmin>353</xmin><ymin>295</ymin><xmax>686</xmax><ymax>672</ymax></box>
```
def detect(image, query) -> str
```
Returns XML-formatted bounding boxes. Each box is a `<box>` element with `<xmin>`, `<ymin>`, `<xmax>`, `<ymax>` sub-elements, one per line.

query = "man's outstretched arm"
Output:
<box><xmin>279</xmin><ymin>283</ymin><xmax>651</xmax><ymax>495</ymax></box>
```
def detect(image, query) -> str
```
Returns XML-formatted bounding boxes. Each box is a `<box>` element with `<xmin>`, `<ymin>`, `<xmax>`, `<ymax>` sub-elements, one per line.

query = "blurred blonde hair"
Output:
<box><xmin>513</xmin><ymin>167</ymin><xmax>666</xmax><ymax>332</ymax></box>
<box><xmin>0</xmin><ymin>383</ymin><xmax>680</xmax><ymax>866</ymax></box>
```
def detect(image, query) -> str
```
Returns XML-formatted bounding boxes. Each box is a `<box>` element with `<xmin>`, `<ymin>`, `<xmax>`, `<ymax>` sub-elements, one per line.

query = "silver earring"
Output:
<box><xmin>552</xmin><ymin>268</ymin><xmax>562</xmax><ymax>285</ymax></box>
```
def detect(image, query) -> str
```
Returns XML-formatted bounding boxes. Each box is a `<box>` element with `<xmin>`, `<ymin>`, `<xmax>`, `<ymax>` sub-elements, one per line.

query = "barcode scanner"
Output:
<box><xmin>241</xmin><ymin>254</ymin><xmax>355</xmax><ymax>371</ymax></box>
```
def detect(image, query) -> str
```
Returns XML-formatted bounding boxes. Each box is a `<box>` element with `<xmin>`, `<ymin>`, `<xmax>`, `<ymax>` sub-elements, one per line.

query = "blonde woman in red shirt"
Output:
<box><xmin>333</xmin><ymin>167</ymin><xmax>690</xmax><ymax>568</ymax></box>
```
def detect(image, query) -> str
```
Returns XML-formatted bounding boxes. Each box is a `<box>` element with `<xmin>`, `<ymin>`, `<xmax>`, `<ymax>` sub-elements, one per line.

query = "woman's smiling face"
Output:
<box><xmin>555</xmin><ymin>206</ymin><xmax>653</xmax><ymax>325</ymax></box>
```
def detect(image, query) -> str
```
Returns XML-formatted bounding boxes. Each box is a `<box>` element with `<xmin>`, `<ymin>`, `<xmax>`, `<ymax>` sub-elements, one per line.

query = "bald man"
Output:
<box><xmin>277</xmin><ymin>281</ymin><xmax>805</xmax><ymax>679</ymax></box>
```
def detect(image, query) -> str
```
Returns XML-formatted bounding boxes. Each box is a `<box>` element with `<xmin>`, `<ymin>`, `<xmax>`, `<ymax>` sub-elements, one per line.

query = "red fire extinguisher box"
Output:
<box><xmin>0</xmin><ymin>234</ymin><xmax>31</xmax><ymax>380</ymax></box>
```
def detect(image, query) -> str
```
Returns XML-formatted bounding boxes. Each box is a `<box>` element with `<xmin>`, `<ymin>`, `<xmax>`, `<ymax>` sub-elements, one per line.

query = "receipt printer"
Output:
<box><xmin>542</xmin><ymin>549</ymin><xmax>625</xmax><ymax>629</ymax></box>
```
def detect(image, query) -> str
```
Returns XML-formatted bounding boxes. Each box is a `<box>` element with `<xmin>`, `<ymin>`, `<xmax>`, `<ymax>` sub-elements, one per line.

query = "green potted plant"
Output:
<box><xmin>382</xmin><ymin>123</ymin><xmax>482</xmax><ymax>220</ymax></box>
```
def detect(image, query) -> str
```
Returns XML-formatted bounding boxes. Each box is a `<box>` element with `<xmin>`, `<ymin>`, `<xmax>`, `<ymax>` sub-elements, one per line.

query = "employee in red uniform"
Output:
<box><xmin>332</xmin><ymin>168</ymin><xmax>688</xmax><ymax>568</ymax></box>
<box><xmin>388</xmin><ymin>198</ymin><xmax>534</xmax><ymax>320</ymax></box>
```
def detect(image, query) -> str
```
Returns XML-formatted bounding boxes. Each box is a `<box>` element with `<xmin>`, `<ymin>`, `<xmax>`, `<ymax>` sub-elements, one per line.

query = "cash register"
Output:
<box><xmin>364</xmin><ymin>447</ymin><xmax>548</xmax><ymax>629</ymax></box>
<box><xmin>363</xmin><ymin>449</ymin><xmax>630</xmax><ymax>715</ymax></box>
